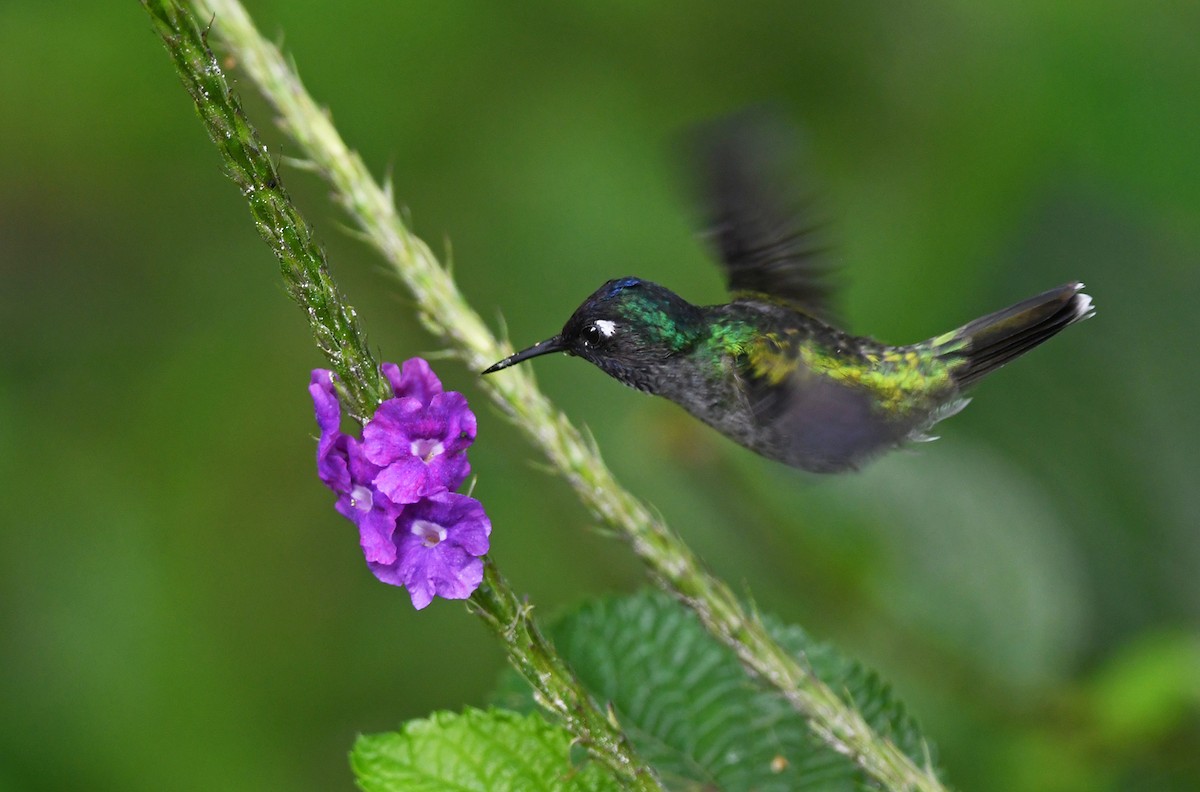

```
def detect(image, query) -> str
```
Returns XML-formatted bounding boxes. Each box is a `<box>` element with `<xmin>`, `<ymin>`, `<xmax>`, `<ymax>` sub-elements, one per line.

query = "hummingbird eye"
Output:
<box><xmin>581</xmin><ymin>320</ymin><xmax>617</xmax><ymax>347</ymax></box>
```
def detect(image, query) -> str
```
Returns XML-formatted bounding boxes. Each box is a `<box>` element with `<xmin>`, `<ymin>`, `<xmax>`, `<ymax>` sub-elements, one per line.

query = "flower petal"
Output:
<box><xmin>398</xmin><ymin>357</ymin><xmax>444</xmax><ymax>405</ymax></box>
<box><xmin>428</xmin><ymin>392</ymin><xmax>478</xmax><ymax>453</ymax></box>
<box><xmin>308</xmin><ymin>370</ymin><xmax>341</xmax><ymax>436</ymax></box>
<box><xmin>357</xmin><ymin>505</ymin><xmax>400</xmax><ymax>565</ymax></box>
<box><xmin>372</xmin><ymin>455</ymin><xmax>430</xmax><ymax>504</ymax></box>
<box><xmin>382</xmin><ymin>358</ymin><xmax>444</xmax><ymax>406</ymax></box>
<box><xmin>310</xmin><ymin>371</ymin><xmax>355</xmax><ymax>494</ymax></box>
<box><xmin>360</xmin><ymin>397</ymin><xmax>424</xmax><ymax>465</ymax></box>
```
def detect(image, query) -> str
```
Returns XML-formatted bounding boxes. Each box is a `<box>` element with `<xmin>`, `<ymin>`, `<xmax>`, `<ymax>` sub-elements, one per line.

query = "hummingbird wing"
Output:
<box><xmin>690</xmin><ymin>111</ymin><xmax>840</xmax><ymax>323</ymax></box>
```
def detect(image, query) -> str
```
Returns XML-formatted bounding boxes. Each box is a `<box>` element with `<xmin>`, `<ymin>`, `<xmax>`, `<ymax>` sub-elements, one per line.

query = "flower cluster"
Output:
<box><xmin>309</xmin><ymin>359</ymin><xmax>490</xmax><ymax>609</ymax></box>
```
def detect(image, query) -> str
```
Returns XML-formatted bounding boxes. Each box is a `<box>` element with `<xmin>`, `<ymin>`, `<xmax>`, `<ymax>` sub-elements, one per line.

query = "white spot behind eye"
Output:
<box><xmin>594</xmin><ymin>320</ymin><xmax>617</xmax><ymax>338</ymax></box>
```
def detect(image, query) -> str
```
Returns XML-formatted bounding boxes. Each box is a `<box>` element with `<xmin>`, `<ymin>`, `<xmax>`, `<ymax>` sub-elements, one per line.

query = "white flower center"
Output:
<box><xmin>410</xmin><ymin>519</ymin><xmax>447</xmax><ymax>548</ymax></box>
<box><xmin>349</xmin><ymin>485</ymin><xmax>373</xmax><ymax>512</ymax></box>
<box><xmin>410</xmin><ymin>438</ymin><xmax>446</xmax><ymax>462</ymax></box>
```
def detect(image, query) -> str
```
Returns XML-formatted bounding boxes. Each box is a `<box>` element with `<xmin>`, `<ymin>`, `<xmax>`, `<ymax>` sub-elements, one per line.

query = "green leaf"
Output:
<box><xmin>352</xmin><ymin>708</ymin><xmax>623</xmax><ymax>792</ymax></box>
<box><xmin>493</xmin><ymin>591</ymin><xmax>935</xmax><ymax>791</ymax></box>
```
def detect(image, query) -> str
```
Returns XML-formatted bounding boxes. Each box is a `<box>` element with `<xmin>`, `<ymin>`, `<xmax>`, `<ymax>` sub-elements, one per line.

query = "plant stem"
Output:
<box><xmin>165</xmin><ymin>1</ymin><xmax>948</xmax><ymax>789</ymax></box>
<box><xmin>142</xmin><ymin>3</ymin><xmax>663</xmax><ymax>789</ymax></box>
<box><xmin>141</xmin><ymin>1</ymin><xmax>387</xmax><ymax>421</ymax></box>
<box><xmin>470</xmin><ymin>560</ymin><xmax>662</xmax><ymax>792</ymax></box>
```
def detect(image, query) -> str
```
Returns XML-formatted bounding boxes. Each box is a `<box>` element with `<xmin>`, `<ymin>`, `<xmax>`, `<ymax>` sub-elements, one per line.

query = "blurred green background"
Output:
<box><xmin>2</xmin><ymin>1</ymin><xmax>1198</xmax><ymax>790</ymax></box>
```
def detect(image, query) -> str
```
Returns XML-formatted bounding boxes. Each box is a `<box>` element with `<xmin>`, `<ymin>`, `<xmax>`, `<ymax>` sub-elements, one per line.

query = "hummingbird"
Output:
<box><xmin>482</xmin><ymin>115</ymin><xmax>1095</xmax><ymax>473</ymax></box>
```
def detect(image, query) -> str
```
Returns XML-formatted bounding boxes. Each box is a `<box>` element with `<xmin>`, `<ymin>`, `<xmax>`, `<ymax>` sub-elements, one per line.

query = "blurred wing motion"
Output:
<box><xmin>689</xmin><ymin>110</ymin><xmax>840</xmax><ymax>322</ymax></box>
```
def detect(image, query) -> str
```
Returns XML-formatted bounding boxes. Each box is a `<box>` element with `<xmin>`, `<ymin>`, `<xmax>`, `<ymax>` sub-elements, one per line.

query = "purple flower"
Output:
<box><xmin>309</xmin><ymin>360</ymin><xmax>489</xmax><ymax>609</ymax></box>
<box><xmin>362</xmin><ymin>392</ymin><xmax>476</xmax><ymax>504</ymax></box>
<box><xmin>368</xmin><ymin>491</ymin><xmax>491</xmax><ymax>609</ymax></box>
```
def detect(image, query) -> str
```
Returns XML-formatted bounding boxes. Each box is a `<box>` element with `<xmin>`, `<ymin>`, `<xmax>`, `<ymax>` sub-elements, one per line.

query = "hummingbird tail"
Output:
<box><xmin>936</xmin><ymin>281</ymin><xmax>1095</xmax><ymax>389</ymax></box>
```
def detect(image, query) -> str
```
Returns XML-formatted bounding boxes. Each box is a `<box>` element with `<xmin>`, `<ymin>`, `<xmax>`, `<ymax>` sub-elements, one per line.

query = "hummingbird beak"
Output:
<box><xmin>482</xmin><ymin>336</ymin><xmax>569</xmax><ymax>374</ymax></box>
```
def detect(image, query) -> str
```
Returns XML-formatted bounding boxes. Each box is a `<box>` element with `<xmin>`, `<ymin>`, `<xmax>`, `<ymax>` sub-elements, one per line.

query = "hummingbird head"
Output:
<box><xmin>482</xmin><ymin>277</ymin><xmax>704</xmax><ymax>391</ymax></box>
